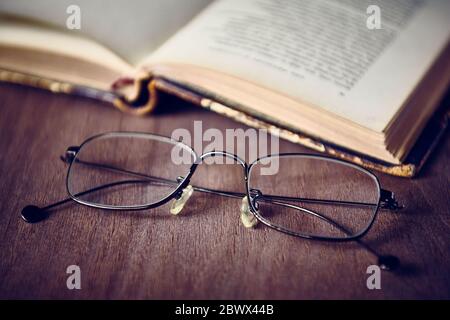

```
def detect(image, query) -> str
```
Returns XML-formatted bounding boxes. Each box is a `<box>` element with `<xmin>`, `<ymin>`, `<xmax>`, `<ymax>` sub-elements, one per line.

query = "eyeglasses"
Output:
<box><xmin>21</xmin><ymin>132</ymin><xmax>403</xmax><ymax>269</ymax></box>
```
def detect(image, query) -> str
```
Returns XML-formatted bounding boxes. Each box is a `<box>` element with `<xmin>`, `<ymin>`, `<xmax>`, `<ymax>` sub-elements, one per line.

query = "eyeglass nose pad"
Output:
<box><xmin>170</xmin><ymin>185</ymin><xmax>194</xmax><ymax>215</ymax></box>
<box><xmin>240</xmin><ymin>196</ymin><xmax>259</xmax><ymax>228</ymax></box>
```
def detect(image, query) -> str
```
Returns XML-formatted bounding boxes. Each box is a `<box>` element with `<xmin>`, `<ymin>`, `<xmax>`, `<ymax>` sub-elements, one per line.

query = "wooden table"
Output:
<box><xmin>0</xmin><ymin>83</ymin><xmax>449</xmax><ymax>299</ymax></box>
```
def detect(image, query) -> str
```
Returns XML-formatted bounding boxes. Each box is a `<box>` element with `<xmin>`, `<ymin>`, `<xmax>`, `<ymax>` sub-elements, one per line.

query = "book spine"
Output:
<box><xmin>0</xmin><ymin>68</ymin><xmax>158</xmax><ymax>115</ymax></box>
<box><xmin>0</xmin><ymin>69</ymin><xmax>118</xmax><ymax>104</ymax></box>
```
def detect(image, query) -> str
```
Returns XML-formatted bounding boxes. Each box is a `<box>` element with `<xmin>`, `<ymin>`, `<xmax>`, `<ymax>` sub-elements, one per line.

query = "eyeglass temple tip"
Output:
<box><xmin>21</xmin><ymin>205</ymin><xmax>48</xmax><ymax>223</ymax></box>
<box><xmin>378</xmin><ymin>255</ymin><xmax>400</xmax><ymax>271</ymax></box>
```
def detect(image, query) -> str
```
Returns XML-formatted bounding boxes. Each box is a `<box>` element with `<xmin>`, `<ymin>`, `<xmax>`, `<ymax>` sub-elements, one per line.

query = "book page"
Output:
<box><xmin>0</xmin><ymin>17</ymin><xmax>133</xmax><ymax>75</ymax></box>
<box><xmin>145</xmin><ymin>0</ymin><xmax>450</xmax><ymax>132</ymax></box>
<box><xmin>0</xmin><ymin>0</ymin><xmax>212</xmax><ymax>64</ymax></box>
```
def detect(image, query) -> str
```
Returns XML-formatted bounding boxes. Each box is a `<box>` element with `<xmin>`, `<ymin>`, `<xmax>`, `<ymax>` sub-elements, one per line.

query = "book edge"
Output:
<box><xmin>1</xmin><ymin>68</ymin><xmax>448</xmax><ymax>178</ymax></box>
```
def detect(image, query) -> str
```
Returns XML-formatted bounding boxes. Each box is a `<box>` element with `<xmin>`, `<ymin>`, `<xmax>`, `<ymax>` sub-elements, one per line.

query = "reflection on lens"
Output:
<box><xmin>67</xmin><ymin>133</ymin><xmax>195</xmax><ymax>208</ymax></box>
<box><xmin>248</xmin><ymin>155</ymin><xmax>380</xmax><ymax>239</ymax></box>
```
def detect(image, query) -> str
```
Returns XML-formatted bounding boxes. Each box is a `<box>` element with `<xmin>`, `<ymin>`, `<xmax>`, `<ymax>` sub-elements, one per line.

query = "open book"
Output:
<box><xmin>1</xmin><ymin>0</ymin><xmax>449</xmax><ymax>176</ymax></box>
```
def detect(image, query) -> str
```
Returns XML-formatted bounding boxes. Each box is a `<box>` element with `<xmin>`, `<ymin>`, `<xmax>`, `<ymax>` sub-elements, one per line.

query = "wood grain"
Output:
<box><xmin>0</xmin><ymin>83</ymin><xmax>449</xmax><ymax>299</ymax></box>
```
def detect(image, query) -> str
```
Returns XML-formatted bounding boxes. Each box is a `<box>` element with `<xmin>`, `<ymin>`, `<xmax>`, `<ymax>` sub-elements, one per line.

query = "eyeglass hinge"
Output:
<box><xmin>61</xmin><ymin>146</ymin><xmax>80</xmax><ymax>163</ymax></box>
<box><xmin>380</xmin><ymin>189</ymin><xmax>403</xmax><ymax>210</ymax></box>
<box><xmin>249</xmin><ymin>188</ymin><xmax>262</xmax><ymax>199</ymax></box>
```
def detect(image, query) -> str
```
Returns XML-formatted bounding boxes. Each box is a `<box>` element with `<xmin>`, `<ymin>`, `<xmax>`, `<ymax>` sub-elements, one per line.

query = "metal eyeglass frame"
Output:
<box><xmin>62</xmin><ymin>132</ymin><xmax>402</xmax><ymax>239</ymax></box>
<box><xmin>21</xmin><ymin>131</ymin><xmax>403</xmax><ymax>270</ymax></box>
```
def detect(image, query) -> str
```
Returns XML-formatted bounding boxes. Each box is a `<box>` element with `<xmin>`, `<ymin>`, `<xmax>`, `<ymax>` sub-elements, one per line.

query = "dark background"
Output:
<box><xmin>0</xmin><ymin>83</ymin><xmax>449</xmax><ymax>299</ymax></box>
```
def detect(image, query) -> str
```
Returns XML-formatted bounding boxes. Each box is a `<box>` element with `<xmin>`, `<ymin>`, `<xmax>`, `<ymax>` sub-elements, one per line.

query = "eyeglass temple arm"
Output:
<box><xmin>35</xmin><ymin>158</ymin><xmax>365</xmax><ymax>233</ymax></box>
<box><xmin>262</xmin><ymin>197</ymin><xmax>354</xmax><ymax>234</ymax></box>
<box><xmin>61</xmin><ymin>155</ymin><xmax>402</xmax><ymax>211</ymax></box>
<box><xmin>248</xmin><ymin>190</ymin><xmax>402</xmax><ymax>211</ymax></box>
<box><xmin>20</xmin><ymin>178</ymin><xmax>154</xmax><ymax>223</ymax></box>
<box><xmin>261</xmin><ymin>197</ymin><xmax>369</xmax><ymax>243</ymax></box>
